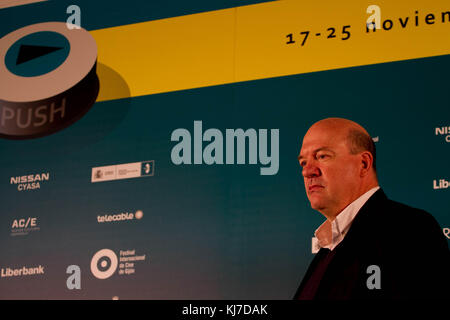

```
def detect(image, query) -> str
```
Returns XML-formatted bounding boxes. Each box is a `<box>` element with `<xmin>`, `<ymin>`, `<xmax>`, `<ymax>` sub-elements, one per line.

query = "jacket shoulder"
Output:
<box><xmin>381</xmin><ymin>197</ymin><xmax>443</xmax><ymax>235</ymax></box>
<box><xmin>355</xmin><ymin>190</ymin><xmax>446</xmax><ymax>254</ymax></box>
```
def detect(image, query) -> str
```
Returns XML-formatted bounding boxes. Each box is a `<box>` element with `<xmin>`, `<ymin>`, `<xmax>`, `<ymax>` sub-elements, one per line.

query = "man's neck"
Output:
<box><xmin>324</xmin><ymin>183</ymin><xmax>380</xmax><ymax>221</ymax></box>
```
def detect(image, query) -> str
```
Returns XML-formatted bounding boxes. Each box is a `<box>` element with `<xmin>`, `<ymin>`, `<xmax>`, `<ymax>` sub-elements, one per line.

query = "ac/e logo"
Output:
<box><xmin>12</xmin><ymin>217</ymin><xmax>37</xmax><ymax>229</ymax></box>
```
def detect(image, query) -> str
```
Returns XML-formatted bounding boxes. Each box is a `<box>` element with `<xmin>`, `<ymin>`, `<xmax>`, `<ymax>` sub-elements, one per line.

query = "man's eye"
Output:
<box><xmin>317</xmin><ymin>154</ymin><xmax>329</xmax><ymax>160</ymax></box>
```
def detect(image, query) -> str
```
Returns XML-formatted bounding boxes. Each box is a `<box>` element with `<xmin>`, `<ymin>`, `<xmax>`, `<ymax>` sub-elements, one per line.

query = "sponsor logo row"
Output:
<box><xmin>10</xmin><ymin>172</ymin><xmax>450</xmax><ymax>192</ymax></box>
<box><xmin>1</xmin><ymin>248</ymin><xmax>147</xmax><ymax>289</ymax></box>
<box><xmin>3</xmin><ymin>227</ymin><xmax>449</xmax><ymax>282</ymax></box>
<box><xmin>9</xmin><ymin>210</ymin><xmax>144</xmax><ymax>237</ymax></box>
<box><xmin>8</xmin><ymin>160</ymin><xmax>155</xmax><ymax>192</ymax></box>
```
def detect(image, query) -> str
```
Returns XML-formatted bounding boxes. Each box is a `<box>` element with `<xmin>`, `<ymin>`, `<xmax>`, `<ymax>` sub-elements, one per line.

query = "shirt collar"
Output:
<box><xmin>314</xmin><ymin>186</ymin><xmax>380</xmax><ymax>252</ymax></box>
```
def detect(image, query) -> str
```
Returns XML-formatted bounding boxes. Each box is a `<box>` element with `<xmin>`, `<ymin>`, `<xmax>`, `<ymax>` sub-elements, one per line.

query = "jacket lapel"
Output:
<box><xmin>293</xmin><ymin>248</ymin><xmax>331</xmax><ymax>299</ymax></box>
<box><xmin>311</xmin><ymin>189</ymin><xmax>388</xmax><ymax>299</ymax></box>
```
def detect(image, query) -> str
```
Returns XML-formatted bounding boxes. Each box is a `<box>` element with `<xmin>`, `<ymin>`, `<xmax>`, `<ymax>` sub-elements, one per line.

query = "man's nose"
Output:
<box><xmin>302</xmin><ymin>162</ymin><xmax>320</xmax><ymax>178</ymax></box>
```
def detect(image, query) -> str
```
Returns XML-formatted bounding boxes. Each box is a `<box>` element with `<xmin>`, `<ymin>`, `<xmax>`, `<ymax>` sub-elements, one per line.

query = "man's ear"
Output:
<box><xmin>360</xmin><ymin>151</ymin><xmax>373</xmax><ymax>177</ymax></box>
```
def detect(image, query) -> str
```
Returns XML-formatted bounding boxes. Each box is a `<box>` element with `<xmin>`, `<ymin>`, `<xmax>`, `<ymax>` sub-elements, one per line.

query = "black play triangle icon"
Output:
<box><xmin>16</xmin><ymin>44</ymin><xmax>63</xmax><ymax>65</ymax></box>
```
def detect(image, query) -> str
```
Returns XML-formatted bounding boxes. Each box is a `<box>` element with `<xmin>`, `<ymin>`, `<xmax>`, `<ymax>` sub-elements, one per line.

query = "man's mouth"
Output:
<box><xmin>308</xmin><ymin>185</ymin><xmax>324</xmax><ymax>192</ymax></box>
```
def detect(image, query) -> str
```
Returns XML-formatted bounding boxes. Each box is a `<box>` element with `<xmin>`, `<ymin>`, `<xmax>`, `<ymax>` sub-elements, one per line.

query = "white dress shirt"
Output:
<box><xmin>312</xmin><ymin>186</ymin><xmax>380</xmax><ymax>253</ymax></box>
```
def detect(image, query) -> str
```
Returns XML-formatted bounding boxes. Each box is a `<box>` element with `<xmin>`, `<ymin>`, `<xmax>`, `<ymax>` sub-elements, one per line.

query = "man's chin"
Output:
<box><xmin>311</xmin><ymin>204</ymin><xmax>326</xmax><ymax>212</ymax></box>
<box><xmin>308</xmin><ymin>196</ymin><xmax>326</xmax><ymax>212</ymax></box>
<box><xmin>310</xmin><ymin>201</ymin><xmax>323</xmax><ymax>210</ymax></box>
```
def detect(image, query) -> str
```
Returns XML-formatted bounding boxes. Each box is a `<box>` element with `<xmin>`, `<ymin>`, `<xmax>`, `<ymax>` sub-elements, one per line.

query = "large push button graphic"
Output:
<box><xmin>0</xmin><ymin>22</ymin><xmax>99</xmax><ymax>139</ymax></box>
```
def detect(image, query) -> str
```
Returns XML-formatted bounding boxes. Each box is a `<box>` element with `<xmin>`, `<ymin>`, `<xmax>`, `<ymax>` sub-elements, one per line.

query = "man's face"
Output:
<box><xmin>298</xmin><ymin>125</ymin><xmax>362</xmax><ymax>218</ymax></box>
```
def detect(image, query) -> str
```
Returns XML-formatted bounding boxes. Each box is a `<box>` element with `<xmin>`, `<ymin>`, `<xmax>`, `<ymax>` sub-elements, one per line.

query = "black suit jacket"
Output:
<box><xmin>294</xmin><ymin>189</ymin><xmax>450</xmax><ymax>299</ymax></box>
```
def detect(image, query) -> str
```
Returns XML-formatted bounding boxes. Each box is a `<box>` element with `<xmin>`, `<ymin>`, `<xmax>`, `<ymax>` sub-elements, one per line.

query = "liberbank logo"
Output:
<box><xmin>1</xmin><ymin>265</ymin><xmax>45</xmax><ymax>278</ymax></box>
<box><xmin>435</xmin><ymin>126</ymin><xmax>450</xmax><ymax>143</ymax></box>
<box><xmin>0</xmin><ymin>22</ymin><xmax>98</xmax><ymax>140</ymax></box>
<box><xmin>10</xmin><ymin>172</ymin><xmax>49</xmax><ymax>191</ymax></box>
<box><xmin>433</xmin><ymin>178</ymin><xmax>449</xmax><ymax>190</ymax></box>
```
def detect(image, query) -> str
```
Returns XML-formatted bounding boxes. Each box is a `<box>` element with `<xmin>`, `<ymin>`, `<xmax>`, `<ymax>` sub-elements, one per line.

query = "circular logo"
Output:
<box><xmin>0</xmin><ymin>22</ymin><xmax>99</xmax><ymax>140</ymax></box>
<box><xmin>91</xmin><ymin>249</ymin><xmax>118</xmax><ymax>279</ymax></box>
<box><xmin>5</xmin><ymin>31</ymin><xmax>70</xmax><ymax>77</ymax></box>
<box><xmin>135</xmin><ymin>210</ymin><xmax>144</xmax><ymax>220</ymax></box>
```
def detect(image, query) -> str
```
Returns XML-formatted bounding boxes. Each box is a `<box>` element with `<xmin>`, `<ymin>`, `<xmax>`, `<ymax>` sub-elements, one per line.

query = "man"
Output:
<box><xmin>294</xmin><ymin>118</ymin><xmax>449</xmax><ymax>299</ymax></box>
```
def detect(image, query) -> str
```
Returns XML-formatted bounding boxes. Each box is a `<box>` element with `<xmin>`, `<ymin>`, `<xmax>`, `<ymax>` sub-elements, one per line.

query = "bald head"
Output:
<box><xmin>308</xmin><ymin>118</ymin><xmax>377</xmax><ymax>172</ymax></box>
<box><xmin>299</xmin><ymin>118</ymin><xmax>378</xmax><ymax>219</ymax></box>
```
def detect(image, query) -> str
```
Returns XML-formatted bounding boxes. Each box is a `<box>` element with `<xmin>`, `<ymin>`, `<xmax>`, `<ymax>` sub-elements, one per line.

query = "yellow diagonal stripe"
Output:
<box><xmin>0</xmin><ymin>0</ymin><xmax>47</xmax><ymax>9</ymax></box>
<box><xmin>91</xmin><ymin>0</ymin><xmax>450</xmax><ymax>102</ymax></box>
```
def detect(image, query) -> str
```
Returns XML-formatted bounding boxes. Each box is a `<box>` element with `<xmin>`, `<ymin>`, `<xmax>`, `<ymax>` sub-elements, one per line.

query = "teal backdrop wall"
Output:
<box><xmin>0</xmin><ymin>0</ymin><xmax>448</xmax><ymax>299</ymax></box>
